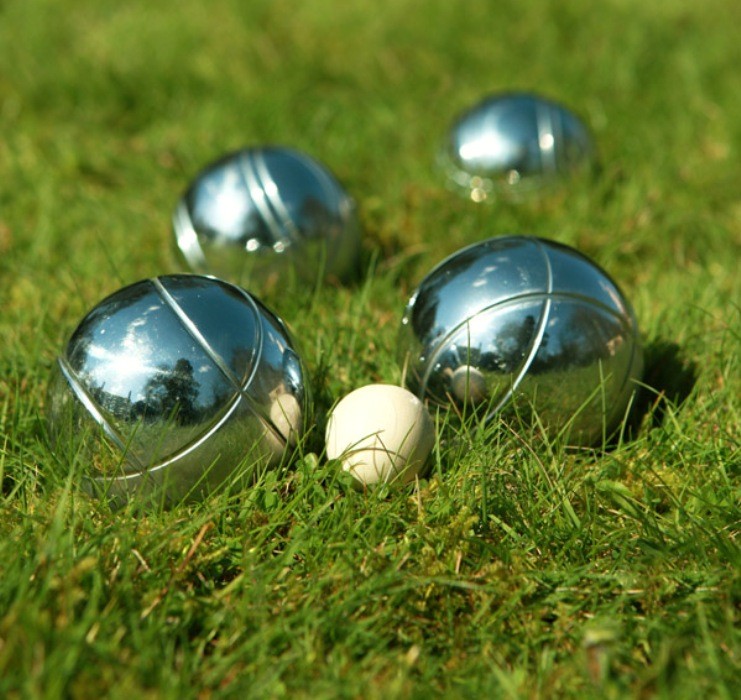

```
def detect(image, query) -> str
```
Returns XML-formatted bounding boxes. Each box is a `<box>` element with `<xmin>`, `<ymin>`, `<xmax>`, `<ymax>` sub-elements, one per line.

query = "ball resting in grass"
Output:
<box><xmin>399</xmin><ymin>236</ymin><xmax>643</xmax><ymax>445</ymax></box>
<box><xmin>441</xmin><ymin>92</ymin><xmax>594</xmax><ymax>201</ymax></box>
<box><xmin>47</xmin><ymin>274</ymin><xmax>309</xmax><ymax>506</ymax></box>
<box><xmin>325</xmin><ymin>384</ymin><xmax>435</xmax><ymax>487</ymax></box>
<box><xmin>173</xmin><ymin>146</ymin><xmax>360</xmax><ymax>290</ymax></box>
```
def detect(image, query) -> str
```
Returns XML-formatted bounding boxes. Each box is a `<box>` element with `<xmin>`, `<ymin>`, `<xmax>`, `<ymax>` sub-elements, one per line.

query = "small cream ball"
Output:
<box><xmin>450</xmin><ymin>365</ymin><xmax>488</xmax><ymax>404</ymax></box>
<box><xmin>325</xmin><ymin>384</ymin><xmax>435</xmax><ymax>487</ymax></box>
<box><xmin>261</xmin><ymin>390</ymin><xmax>303</xmax><ymax>457</ymax></box>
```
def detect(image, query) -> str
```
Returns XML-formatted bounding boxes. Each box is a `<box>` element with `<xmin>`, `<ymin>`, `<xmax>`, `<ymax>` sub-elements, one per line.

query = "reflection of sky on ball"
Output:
<box><xmin>446</xmin><ymin>94</ymin><xmax>593</xmax><ymax>186</ymax></box>
<box><xmin>81</xmin><ymin>299</ymin><xmax>224</xmax><ymax>409</ymax></box>
<box><xmin>470</xmin><ymin>264</ymin><xmax>497</xmax><ymax>287</ymax></box>
<box><xmin>86</xmin><ymin>342</ymin><xmax>160</xmax><ymax>398</ymax></box>
<box><xmin>198</xmin><ymin>164</ymin><xmax>251</xmax><ymax>241</ymax></box>
<box><xmin>458</xmin><ymin>129</ymin><xmax>520</xmax><ymax>168</ymax></box>
<box><xmin>86</xmin><ymin>341</ymin><xmax>214</xmax><ymax>402</ymax></box>
<box><xmin>422</xmin><ymin>250</ymin><xmax>548</xmax><ymax>349</ymax></box>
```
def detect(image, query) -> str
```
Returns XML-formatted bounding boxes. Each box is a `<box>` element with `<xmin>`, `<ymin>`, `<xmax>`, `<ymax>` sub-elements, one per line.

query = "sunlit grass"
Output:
<box><xmin>1</xmin><ymin>0</ymin><xmax>739</xmax><ymax>697</ymax></box>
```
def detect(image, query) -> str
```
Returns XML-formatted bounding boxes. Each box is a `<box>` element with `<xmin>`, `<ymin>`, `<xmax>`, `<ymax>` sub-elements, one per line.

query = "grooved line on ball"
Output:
<box><xmin>239</xmin><ymin>151</ymin><xmax>289</xmax><ymax>248</ymax></box>
<box><xmin>151</xmin><ymin>278</ymin><xmax>288</xmax><ymax>446</ymax></box>
<box><xmin>485</xmin><ymin>238</ymin><xmax>554</xmax><ymax>420</ymax></box>
<box><xmin>103</xmin><ymin>393</ymin><xmax>249</xmax><ymax>486</ymax></box>
<box><xmin>252</xmin><ymin>150</ymin><xmax>302</xmax><ymax>246</ymax></box>
<box><xmin>418</xmin><ymin>241</ymin><xmax>552</xmax><ymax>407</ymax></box>
<box><xmin>420</xmin><ymin>290</ymin><xmax>628</xmax><ymax>392</ymax></box>
<box><xmin>172</xmin><ymin>200</ymin><xmax>207</xmax><ymax>268</ymax></box>
<box><xmin>536</xmin><ymin>102</ymin><xmax>558</xmax><ymax>174</ymax></box>
<box><xmin>57</xmin><ymin>357</ymin><xmax>146</xmax><ymax>471</ymax></box>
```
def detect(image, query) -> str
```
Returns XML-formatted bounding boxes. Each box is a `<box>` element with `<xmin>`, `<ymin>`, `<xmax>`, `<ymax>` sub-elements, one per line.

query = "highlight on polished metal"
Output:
<box><xmin>48</xmin><ymin>274</ymin><xmax>309</xmax><ymax>505</ymax></box>
<box><xmin>441</xmin><ymin>92</ymin><xmax>594</xmax><ymax>201</ymax></box>
<box><xmin>399</xmin><ymin>236</ymin><xmax>643</xmax><ymax>445</ymax></box>
<box><xmin>173</xmin><ymin>146</ymin><xmax>360</xmax><ymax>288</ymax></box>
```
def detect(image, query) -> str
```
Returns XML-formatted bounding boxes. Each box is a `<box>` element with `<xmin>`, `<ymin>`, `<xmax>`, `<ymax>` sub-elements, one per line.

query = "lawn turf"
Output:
<box><xmin>0</xmin><ymin>0</ymin><xmax>739</xmax><ymax>697</ymax></box>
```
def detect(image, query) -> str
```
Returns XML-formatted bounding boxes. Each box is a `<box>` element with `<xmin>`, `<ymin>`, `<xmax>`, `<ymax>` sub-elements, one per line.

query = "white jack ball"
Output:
<box><xmin>325</xmin><ymin>384</ymin><xmax>435</xmax><ymax>487</ymax></box>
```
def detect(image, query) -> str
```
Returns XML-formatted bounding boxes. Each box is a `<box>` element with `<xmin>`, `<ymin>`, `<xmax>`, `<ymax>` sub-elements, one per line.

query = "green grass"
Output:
<box><xmin>1</xmin><ymin>0</ymin><xmax>739</xmax><ymax>697</ymax></box>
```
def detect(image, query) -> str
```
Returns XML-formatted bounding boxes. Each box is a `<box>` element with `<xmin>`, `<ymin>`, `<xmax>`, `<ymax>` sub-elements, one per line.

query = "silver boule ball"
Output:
<box><xmin>441</xmin><ymin>92</ymin><xmax>594</xmax><ymax>201</ymax></box>
<box><xmin>399</xmin><ymin>237</ymin><xmax>643</xmax><ymax>445</ymax></box>
<box><xmin>48</xmin><ymin>274</ymin><xmax>309</xmax><ymax>505</ymax></box>
<box><xmin>173</xmin><ymin>146</ymin><xmax>360</xmax><ymax>287</ymax></box>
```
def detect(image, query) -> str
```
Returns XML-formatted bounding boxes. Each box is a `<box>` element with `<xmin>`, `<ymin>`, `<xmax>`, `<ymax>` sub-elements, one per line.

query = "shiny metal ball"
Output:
<box><xmin>399</xmin><ymin>237</ymin><xmax>643</xmax><ymax>445</ymax></box>
<box><xmin>173</xmin><ymin>146</ymin><xmax>360</xmax><ymax>287</ymax></box>
<box><xmin>441</xmin><ymin>92</ymin><xmax>594</xmax><ymax>201</ymax></box>
<box><xmin>48</xmin><ymin>274</ymin><xmax>309</xmax><ymax>505</ymax></box>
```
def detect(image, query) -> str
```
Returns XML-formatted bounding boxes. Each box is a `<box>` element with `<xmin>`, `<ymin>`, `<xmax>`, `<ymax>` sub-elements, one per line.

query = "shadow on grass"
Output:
<box><xmin>625</xmin><ymin>338</ymin><xmax>698</xmax><ymax>436</ymax></box>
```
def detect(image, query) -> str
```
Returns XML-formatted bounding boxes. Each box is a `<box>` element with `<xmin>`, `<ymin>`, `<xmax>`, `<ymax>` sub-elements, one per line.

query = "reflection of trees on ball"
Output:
<box><xmin>143</xmin><ymin>359</ymin><xmax>200</xmax><ymax>425</ymax></box>
<box><xmin>399</xmin><ymin>236</ymin><xmax>643</xmax><ymax>445</ymax></box>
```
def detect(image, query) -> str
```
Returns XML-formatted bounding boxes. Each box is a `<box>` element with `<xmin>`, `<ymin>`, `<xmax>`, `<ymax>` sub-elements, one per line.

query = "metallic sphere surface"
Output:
<box><xmin>399</xmin><ymin>237</ymin><xmax>643</xmax><ymax>445</ymax></box>
<box><xmin>48</xmin><ymin>274</ymin><xmax>309</xmax><ymax>505</ymax></box>
<box><xmin>173</xmin><ymin>146</ymin><xmax>360</xmax><ymax>287</ymax></box>
<box><xmin>441</xmin><ymin>93</ymin><xmax>594</xmax><ymax>201</ymax></box>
